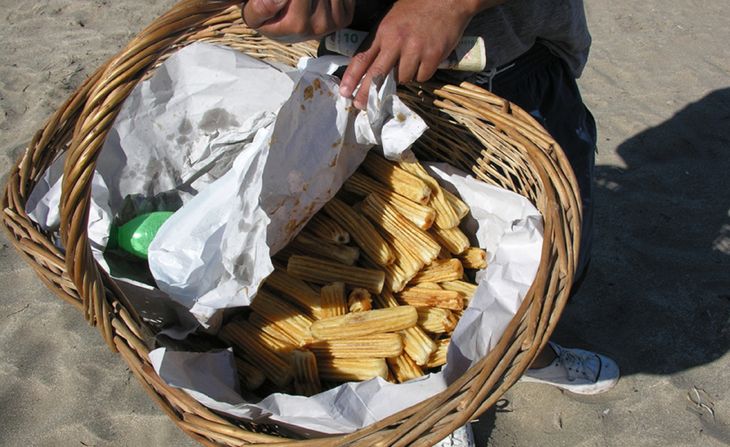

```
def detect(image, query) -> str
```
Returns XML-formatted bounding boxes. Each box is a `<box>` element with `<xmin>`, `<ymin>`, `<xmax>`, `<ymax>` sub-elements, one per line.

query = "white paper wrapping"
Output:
<box><xmin>144</xmin><ymin>44</ymin><xmax>426</xmax><ymax>326</ymax></box>
<box><xmin>149</xmin><ymin>161</ymin><xmax>543</xmax><ymax>436</ymax></box>
<box><xmin>26</xmin><ymin>42</ymin><xmax>427</xmax><ymax>330</ymax></box>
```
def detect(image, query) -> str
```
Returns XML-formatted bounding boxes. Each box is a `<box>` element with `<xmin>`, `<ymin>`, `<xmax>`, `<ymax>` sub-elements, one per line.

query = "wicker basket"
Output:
<box><xmin>1</xmin><ymin>1</ymin><xmax>582</xmax><ymax>445</ymax></box>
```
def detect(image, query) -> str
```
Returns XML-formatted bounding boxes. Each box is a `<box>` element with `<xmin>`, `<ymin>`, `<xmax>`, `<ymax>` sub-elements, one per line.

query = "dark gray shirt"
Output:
<box><xmin>465</xmin><ymin>0</ymin><xmax>591</xmax><ymax>78</ymax></box>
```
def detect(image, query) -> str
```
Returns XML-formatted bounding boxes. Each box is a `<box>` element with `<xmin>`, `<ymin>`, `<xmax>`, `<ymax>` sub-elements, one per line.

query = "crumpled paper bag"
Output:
<box><xmin>142</xmin><ymin>44</ymin><xmax>426</xmax><ymax>326</ymax></box>
<box><xmin>26</xmin><ymin>42</ymin><xmax>427</xmax><ymax>330</ymax></box>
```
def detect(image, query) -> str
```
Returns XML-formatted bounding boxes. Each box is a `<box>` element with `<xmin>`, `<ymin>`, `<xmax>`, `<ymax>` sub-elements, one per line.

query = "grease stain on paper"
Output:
<box><xmin>199</xmin><ymin>108</ymin><xmax>240</xmax><ymax>133</ymax></box>
<box><xmin>178</xmin><ymin>117</ymin><xmax>193</xmax><ymax>135</ymax></box>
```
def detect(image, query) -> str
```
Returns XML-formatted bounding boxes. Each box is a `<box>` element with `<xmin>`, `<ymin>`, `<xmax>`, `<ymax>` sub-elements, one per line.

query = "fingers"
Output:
<box><xmin>343</xmin><ymin>43</ymin><xmax>442</xmax><ymax>109</ymax></box>
<box><xmin>336</xmin><ymin>0</ymin><xmax>356</xmax><ymax>28</ymax></box>
<box><xmin>415</xmin><ymin>63</ymin><xmax>439</xmax><ymax>84</ymax></box>
<box><xmin>253</xmin><ymin>0</ymin><xmax>351</xmax><ymax>42</ymax></box>
<box><xmin>256</xmin><ymin>0</ymin><xmax>311</xmax><ymax>40</ymax></box>
<box><xmin>397</xmin><ymin>54</ymin><xmax>419</xmax><ymax>85</ymax></box>
<box><xmin>339</xmin><ymin>44</ymin><xmax>378</xmax><ymax>99</ymax></box>
<box><xmin>242</xmin><ymin>0</ymin><xmax>289</xmax><ymax>29</ymax></box>
<box><xmin>327</xmin><ymin>0</ymin><xmax>355</xmax><ymax>34</ymax></box>
<box><xmin>342</xmin><ymin>38</ymin><xmax>423</xmax><ymax>110</ymax></box>
<box><xmin>415</xmin><ymin>46</ymin><xmax>444</xmax><ymax>83</ymax></box>
<box><xmin>351</xmin><ymin>48</ymin><xmax>400</xmax><ymax>110</ymax></box>
<box><xmin>309</xmin><ymin>0</ymin><xmax>335</xmax><ymax>38</ymax></box>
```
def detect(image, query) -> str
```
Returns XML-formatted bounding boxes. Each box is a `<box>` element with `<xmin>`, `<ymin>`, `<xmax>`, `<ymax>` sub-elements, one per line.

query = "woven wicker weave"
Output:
<box><xmin>1</xmin><ymin>1</ymin><xmax>582</xmax><ymax>445</ymax></box>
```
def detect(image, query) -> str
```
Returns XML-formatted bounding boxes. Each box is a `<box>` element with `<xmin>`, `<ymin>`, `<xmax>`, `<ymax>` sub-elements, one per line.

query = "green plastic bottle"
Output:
<box><xmin>107</xmin><ymin>211</ymin><xmax>174</xmax><ymax>259</ymax></box>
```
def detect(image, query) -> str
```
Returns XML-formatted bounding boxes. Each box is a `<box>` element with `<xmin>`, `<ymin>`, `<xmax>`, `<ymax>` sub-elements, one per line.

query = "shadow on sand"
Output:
<box><xmin>557</xmin><ymin>87</ymin><xmax>730</xmax><ymax>376</ymax></box>
<box><xmin>474</xmin><ymin>87</ymin><xmax>730</xmax><ymax>444</ymax></box>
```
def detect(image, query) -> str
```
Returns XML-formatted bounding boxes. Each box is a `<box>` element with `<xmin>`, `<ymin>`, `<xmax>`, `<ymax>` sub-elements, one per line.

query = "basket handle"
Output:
<box><xmin>59</xmin><ymin>0</ymin><xmax>241</xmax><ymax>349</ymax></box>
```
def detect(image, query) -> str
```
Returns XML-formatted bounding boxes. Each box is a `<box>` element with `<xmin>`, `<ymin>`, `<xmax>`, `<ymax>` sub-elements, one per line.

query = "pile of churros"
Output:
<box><xmin>217</xmin><ymin>152</ymin><xmax>487</xmax><ymax>396</ymax></box>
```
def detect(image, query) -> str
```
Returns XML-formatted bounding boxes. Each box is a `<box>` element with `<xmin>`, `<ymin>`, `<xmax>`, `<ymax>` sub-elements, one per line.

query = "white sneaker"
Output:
<box><xmin>520</xmin><ymin>342</ymin><xmax>620</xmax><ymax>395</ymax></box>
<box><xmin>433</xmin><ymin>424</ymin><xmax>475</xmax><ymax>447</ymax></box>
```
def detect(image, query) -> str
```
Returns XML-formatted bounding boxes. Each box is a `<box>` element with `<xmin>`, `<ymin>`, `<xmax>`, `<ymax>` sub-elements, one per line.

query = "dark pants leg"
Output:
<box><xmin>481</xmin><ymin>48</ymin><xmax>597</xmax><ymax>280</ymax></box>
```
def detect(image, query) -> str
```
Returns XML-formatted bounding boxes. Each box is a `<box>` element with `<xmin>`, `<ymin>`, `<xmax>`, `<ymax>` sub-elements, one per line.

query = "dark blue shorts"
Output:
<box><xmin>474</xmin><ymin>44</ymin><xmax>597</xmax><ymax>279</ymax></box>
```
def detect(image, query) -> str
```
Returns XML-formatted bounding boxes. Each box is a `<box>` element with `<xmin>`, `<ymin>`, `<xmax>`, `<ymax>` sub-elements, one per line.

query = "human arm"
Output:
<box><xmin>340</xmin><ymin>0</ymin><xmax>506</xmax><ymax>109</ymax></box>
<box><xmin>241</xmin><ymin>0</ymin><xmax>506</xmax><ymax>109</ymax></box>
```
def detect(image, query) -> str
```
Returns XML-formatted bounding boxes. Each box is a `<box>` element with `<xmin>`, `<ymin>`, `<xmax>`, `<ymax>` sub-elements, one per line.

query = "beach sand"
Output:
<box><xmin>1</xmin><ymin>1</ymin><xmax>729</xmax><ymax>446</ymax></box>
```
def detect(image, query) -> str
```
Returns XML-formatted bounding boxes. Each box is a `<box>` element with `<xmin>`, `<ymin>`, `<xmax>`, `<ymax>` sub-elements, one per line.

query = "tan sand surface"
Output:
<box><xmin>1</xmin><ymin>1</ymin><xmax>728</xmax><ymax>446</ymax></box>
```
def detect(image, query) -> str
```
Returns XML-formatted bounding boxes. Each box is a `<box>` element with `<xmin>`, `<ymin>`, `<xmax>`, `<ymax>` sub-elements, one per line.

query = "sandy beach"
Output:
<box><xmin>1</xmin><ymin>1</ymin><xmax>729</xmax><ymax>446</ymax></box>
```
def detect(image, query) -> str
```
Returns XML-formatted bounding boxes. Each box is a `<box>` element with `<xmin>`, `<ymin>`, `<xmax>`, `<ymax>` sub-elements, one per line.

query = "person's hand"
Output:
<box><xmin>242</xmin><ymin>0</ymin><xmax>355</xmax><ymax>43</ymax></box>
<box><xmin>339</xmin><ymin>0</ymin><xmax>481</xmax><ymax>109</ymax></box>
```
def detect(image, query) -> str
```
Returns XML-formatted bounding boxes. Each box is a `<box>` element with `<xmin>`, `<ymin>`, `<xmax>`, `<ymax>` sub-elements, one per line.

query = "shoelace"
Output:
<box><xmin>559</xmin><ymin>349</ymin><xmax>598</xmax><ymax>382</ymax></box>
